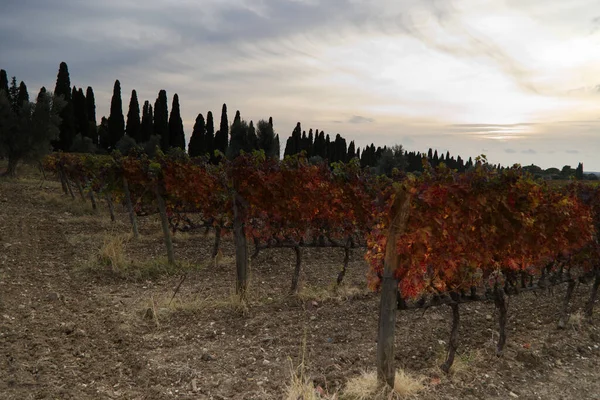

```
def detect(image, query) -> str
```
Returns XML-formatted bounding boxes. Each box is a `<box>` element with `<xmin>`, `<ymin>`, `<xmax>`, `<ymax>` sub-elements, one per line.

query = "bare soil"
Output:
<box><xmin>1</xmin><ymin>174</ymin><xmax>600</xmax><ymax>399</ymax></box>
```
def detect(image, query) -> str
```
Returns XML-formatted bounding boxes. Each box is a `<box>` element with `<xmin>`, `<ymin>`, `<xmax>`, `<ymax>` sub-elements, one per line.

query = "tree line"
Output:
<box><xmin>0</xmin><ymin>61</ymin><xmax>590</xmax><ymax>179</ymax></box>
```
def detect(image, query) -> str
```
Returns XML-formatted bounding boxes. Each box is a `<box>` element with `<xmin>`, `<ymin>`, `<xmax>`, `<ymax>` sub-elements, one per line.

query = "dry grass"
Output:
<box><xmin>285</xmin><ymin>362</ymin><xmax>320</xmax><ymax>400</ymax></box>
<box><xmin>342</xmin><ymin>370</ymin><xmax>425</xmax><ymax>399</ymax></box>
<box><xmin>212</xmin><ymin>289</ymin><xmax>250</xmax><ymax>314</ymax></box>
<box><xmin>284</xmin><ymin>330</ymin><xmax>331</xmax><ymax>400</ymax></box>
<box><xmin>569</xmin><ymin>310</ymin><xmax>585</xmax><ymax>331</ymax></box>
<box><xmin>138</xmin><ymin>287</ymin><xmax>250</xmax><ymax>324</ymax></box>
<box><xmin>97</xmin><ymin>233</ymin><xmax>130</xmax><ymax>272</ymax></box>
<box><xmin>433</xmin><ymin>345</ymin><xmax>483</xmax><ymax>379</ymax></box>
<box><xmin>35</xmin><ymin>191</ymin><xmax>97</xmax><ymax>216</ymax></box>
<box><xmin>0</xmin><ymin>160</ymin><xmax>45</xmax><ymax>181</ymax></box>
<box><xmin>81</xmin><ymin>232</ymin><xmax>197</xmax><ymax>280</ymax></box>
<box><xmin>298</xmin><ymin>284</ymin><xmax>367</xmax><ymax>303</ymax></box>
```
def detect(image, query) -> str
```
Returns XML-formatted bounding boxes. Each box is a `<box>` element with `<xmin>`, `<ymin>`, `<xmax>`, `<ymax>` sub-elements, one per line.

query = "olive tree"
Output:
<box><xmin>0</xmin><ymin>87</ymin><xmax>65</xmax><ymax>177</ymax></box>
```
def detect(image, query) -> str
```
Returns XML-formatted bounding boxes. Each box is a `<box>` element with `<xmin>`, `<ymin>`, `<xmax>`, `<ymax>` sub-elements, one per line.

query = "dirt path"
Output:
<box><xmin>1</xmin><ymin>178</ymin><xmax>600</xmax><ymax>399</ymax></box>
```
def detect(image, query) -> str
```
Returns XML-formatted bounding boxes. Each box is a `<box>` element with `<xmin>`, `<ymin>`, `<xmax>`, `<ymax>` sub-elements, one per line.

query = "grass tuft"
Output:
<box><xmin>343</xmin><ymin>369</ymin><xmax>425</xmax><ymax>399</ymax></box>
<box><xmin>97</xmin><ymin>234</ymin><xmax>129</xmax><ymax>272</ymax></box>
<box><xmin>433</xmin><ymin>344</ymin><xmax>482</xmax><ymax>378</ymax></box>
<box><xmin>569</xmin><ymin>310</ymin><xmax>585</xmax><ymax>331</ymax></box>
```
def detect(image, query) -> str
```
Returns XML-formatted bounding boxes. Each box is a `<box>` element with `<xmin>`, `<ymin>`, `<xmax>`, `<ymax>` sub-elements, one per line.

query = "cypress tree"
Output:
<box><xmin>0</xmin><ymin>69</ymin><xmax>8</xmax><ymax>94</ymax></box>
<box><xmin>154</xmin><ymin>90</ymin><xmax>169</xmax><ymax>151</ymax></box>
<box><xmin>8</xmin><ymin>77</ymin><xmax>19</xmax><ymax>113</ymax></box>
<box><xmin>85</xmin><ymin>86</ymin><xmax>97</xmax><ymax>144</ymax></box>
<box><xmin>188</xmin><ymin>113</ymin><xmax>206</xmax><ymax>157</ymax></box>
<box><xmin>168</xmin><ymin>93</ymin><xmax>185</xmax><ymax>150</ymax></box>
<box><xmin>17</xmin><ymin>81</ymin><xmax>29</xmax><ymax>107</ymax></box>
<box><xmin>575</xmin><ymin>162</ymin><xmax>584</xmax><ymax>180</ymax></box>
<box><xmin>348</xmin><ymin>140</ymin><xmax>356</xmax><ymax>160</ymax></box>
<box><xmin>140</xmin><ymin>101</ymin><xmax>154</xmax><ymax>143</ymax></box>
<box><xmin>214</xmin><ymin>103</ymin><xmax>229</xmax><ymax>158</ymax></box>
<box><xmin>307</xmin><ymin>129</ymin><xmax>314</xmax><ymax>157</ymax></box>
<box><xmin>227</xmin><ymin>110</ymin><xmax>248</xmax><ymax>159</ymax></box>
<box><xmin>55</xmin><ymin>63</ymin><xmax>71</xmax><ymax>99</ymax></box>
<box><xmin>274</xmin><ymin>134</ymin><xmax>280</xmax><ymax>159</ymax></box>
<box><xmin>126</xmin><ymin>89</ymin><xmax>141</xmax><ymax>142</ymax></box>
<box><xmin>107</xmin><ymin>80</ymin><xmax>125</xmax><ymax>151</ymax></box>
<box><xmin>205</xmin><ymin>111</ymin><xmax>215</xmax><ymax>161</ymax></box>
<box><xmin>456</xmin><ymin>156</ymin><xmax>464</xmax><ymax>171</ymax></box>
<box><xmin>284</xmin><ymin>137</ymin><xmax>294</xmax><ymax>157</ymax></box>
<box><xmin>16</xmin><ymin>81</ymin><xmax>29</xmax><ymax>115</ymax></box>
<box><xmin>318</xmin><ymin>131</ymin><xmax>327</xmax><ymax>159</ymax></box>
<box><xmin>247</xmin><ymin>120</ymin><xmax>257</xmax><ymax>151</ymax></box>
<box><xmin>98</xmin><ymin>117</ymin><xmax>110</xmax><ymax>151</ymax></box>
<box><xmin>53</xmin><ymin>62</ymin><xmax>75</xmax><ymax>151</ymax></box>
<box><xmin>257</xmin><ymin>118</ymin><xmax>277</xmax><ymax>159</ymax></box>
<box><xmin>85</xmin><ymin>87</ymin><xmax>96</xmax><ymax>125</ymax></box>
<box><xmin>36</xmin><ymin>86</ymin><xmax>46</xmax><ymax>102</ymax></box>
<box><xmin>72</xmin><ymin>87</ymin><xmax>89</xmax><ymax>140</ymax></box>
<box><xmin>311</xmin><ymin>130</ymin><xmax>320</xmax><ymax>158</ymax></box>
<box><xmin>333</xmin><ymin>134</ymin><xmax>347</xmax><ymax>163</ymax></box>
<box><xmin>284</xmin><ymin>122</ymin><xmax>302</xmax><ymax>157</ymax></box>
<box><xmin>300</xmin><ymin>130</ymin><xmax>308</xmax><ymax>153</ymax></box>
<box><xmin>77</xmin><ymin>88</ymin><xmax>88</xmax><ymax>133</ymax></box>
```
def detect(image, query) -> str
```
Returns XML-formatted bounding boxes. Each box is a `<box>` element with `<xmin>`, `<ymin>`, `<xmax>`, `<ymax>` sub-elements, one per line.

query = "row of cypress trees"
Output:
<box><xmin>50</xmin><ymin>62</ymin><xmax>280</xmax><ymax>161</ymax></box>
<box><xmin>30</xmin><ymin>62</ymin><xmax>480</xmax><ymax>174</ymax></box>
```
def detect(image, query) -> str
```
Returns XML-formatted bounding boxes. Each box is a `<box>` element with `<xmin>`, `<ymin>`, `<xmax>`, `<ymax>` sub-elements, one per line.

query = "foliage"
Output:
<box><xmin>366</xmin><ymin>160</ymin><xmax>593</xmax><ymax>299</ymax></box>
<box><xmin>1</xmin><ymin>88</ymin><xmax>65</xmax><ymax>176</ymax></box>
<box><xmin>47</xmin><ymin>152</ymin><xmax>600</xmax><ymax>304</ymax></box>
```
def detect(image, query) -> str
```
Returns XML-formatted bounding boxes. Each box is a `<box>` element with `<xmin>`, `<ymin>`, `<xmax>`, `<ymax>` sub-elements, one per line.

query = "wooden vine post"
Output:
<box><xmin>105</xmin><ymin>194</ymin><xmax>116</xmax><ymax>222</ymax></box>
<box><xmin>122</xmin><ymin>176</ymin><xmax>140</xmax><ymax>239</ymax></box>
<box><xmin>75</xmin><ymin>180</ymin><xmax>86</xmax><ymax>201</ymax></box>
<box><xmin>232</xmin><ymin>191</ymin><xmax>248</xmax><ymax>300</ymax></box>
<box><xmin>60</xmin><ymin>166</ymin><xmax>76</xmax><ymax>200</ymax></box>
<box><xmin>585</xmin><ymin>267</ymin><xmax>600</xmax><ymax>321</ymax></box>
<box><xmin>336</xmin><ymin>238</ymin><xmax>352</xmax><ymax>286</ymax></box>
<box><xmin>441</xmin><ymin>296</ymin><xmax>460</xmax><ymax>373</ymax></box>
<box><xmin>290</xmin><ymin>245</ymin><xmax>302</xmax><ymax>294</ymax></box>
<box><xmin>89</xmin><ymin>191</ymin><xmax>97</xmax><ymax>210</ymax></box>
<box><xmin>494</xmin><ymin>284</ymin><xmax>508</xmax><ymax>356</ymax></box>
<box><xmin>155</xmin><ymin>185</ymin><xmax>175</xmax><ymax>265</ymax></box>
<box><xmin>211</xmin><ymin>222</ymin><xmax>222</xmax><ymax>258</ymax></box>
<box><xmin>58</xmin><ymin>166</ymin><xmax>69</xmax><ymax>196</ymax></box>
<box><xmin>377</xmin><ymin>188</ymin><xmax>411</xmax><ymax>387</ymax></box>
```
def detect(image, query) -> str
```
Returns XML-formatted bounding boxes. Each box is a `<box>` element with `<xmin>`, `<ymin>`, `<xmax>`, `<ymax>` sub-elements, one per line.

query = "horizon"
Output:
<box><xmin>1</xmin><ymin>0</ymin><xmax>599</xmax><ymax>170</ymax></box>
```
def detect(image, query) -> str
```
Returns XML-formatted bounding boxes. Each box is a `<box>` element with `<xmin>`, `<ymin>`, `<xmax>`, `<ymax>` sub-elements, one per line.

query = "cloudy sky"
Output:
<box><xmin>1</xmin><ymin>0</ymin><xmax>600</xmax><ymax>169</ymax></box>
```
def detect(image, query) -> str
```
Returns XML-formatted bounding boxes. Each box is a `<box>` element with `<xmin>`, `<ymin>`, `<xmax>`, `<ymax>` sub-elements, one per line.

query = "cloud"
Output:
<box><xmin>401</xmin><ymin>136</ymin><xmax>416</xmax><ymax>146</ymax></box>
<box><xmin>522</xmin><ymin>149</ymin><xmax>536</xmax><ymax>154</ymax></box>
<box><xmin>592</xmin><ymin>16</ymin><xmax>600</xmax><ymax>33</ymax></box>
<box><xmin>348</xmin><ymin>115</ymin><xmax>375</xmax><ymax>124</ymax></box>
<box><xmin>566</xmin><ymin>149</ymin><xmax>580</xmax><ymax>154</ymax></box>
<box><xmin>2</xmin><ymin>0</ymin><xmax>600</xmax><ymax>170</ymax></box>
<box><xmin>505</xmin><ymin>148</ymin><xmax>517</xmax><ymax>153</ymax></box>
<box><xmin>448</xmin><ymin>123</ymin><xmax>531</xmax><ymax>141</ymax></box>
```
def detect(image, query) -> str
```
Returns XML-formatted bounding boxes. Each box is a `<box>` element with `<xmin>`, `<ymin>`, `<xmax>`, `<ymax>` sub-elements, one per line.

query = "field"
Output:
<box><xmin>1</xmin><ymin>167</ymin><xmax>600</xmax><ymax>399</ymax></box>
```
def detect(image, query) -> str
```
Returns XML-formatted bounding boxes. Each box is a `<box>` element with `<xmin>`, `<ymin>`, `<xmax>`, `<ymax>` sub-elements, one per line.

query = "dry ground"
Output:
<box><xmin>1</xmin><ymin>166</ymin><xmax>599</xmax><ymax>399</ymax></box>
